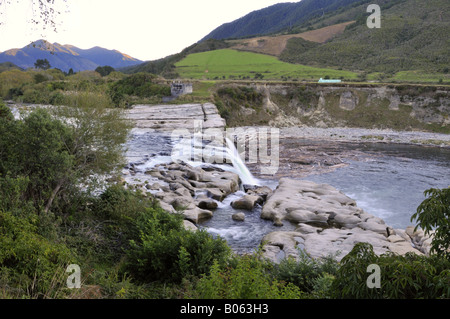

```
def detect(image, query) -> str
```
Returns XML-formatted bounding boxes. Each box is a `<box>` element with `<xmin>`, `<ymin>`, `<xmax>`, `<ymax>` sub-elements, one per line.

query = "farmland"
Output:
<box><xmin>174</xmin><ymin>49</ymin><xmax>358</xmax><ymax>81</ymax></box>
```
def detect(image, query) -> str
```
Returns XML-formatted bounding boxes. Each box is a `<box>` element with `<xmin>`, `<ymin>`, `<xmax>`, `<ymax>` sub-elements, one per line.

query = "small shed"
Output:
<box><xmin>171</xmin><ymin>81</ymin><xmax>193</xmax><ymax>97</ymax></box>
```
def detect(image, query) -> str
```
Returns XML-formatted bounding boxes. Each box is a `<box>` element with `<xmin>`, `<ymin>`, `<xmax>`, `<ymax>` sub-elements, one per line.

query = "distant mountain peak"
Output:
<box><xmin>0</xmin><ymin>40</ymin><xmax>143</xmax><ymax>72</ymax></box>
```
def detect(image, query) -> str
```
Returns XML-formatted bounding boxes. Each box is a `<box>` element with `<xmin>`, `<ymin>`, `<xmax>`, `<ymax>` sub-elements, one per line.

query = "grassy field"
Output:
<box><xmin>175</xmin><ymin>49</ymin><xmax>358</xmax><ymax>81</ymax></box>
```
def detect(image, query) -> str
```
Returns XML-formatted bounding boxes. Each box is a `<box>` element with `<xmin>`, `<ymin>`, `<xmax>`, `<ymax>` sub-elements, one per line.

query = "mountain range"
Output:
<box><xmin>0</xmin><ymin>40</ymin><xmax>143</xmax><ymax>72</ymax></box>
<box><xmin>125</xmin><ymin>0</ymin><xmax>449</xmax><ymax>78</ymax></box>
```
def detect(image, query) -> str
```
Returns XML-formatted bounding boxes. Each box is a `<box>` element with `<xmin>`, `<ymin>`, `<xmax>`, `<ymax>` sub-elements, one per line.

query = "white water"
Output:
<box><xmin>224</xmin><ymin>137</ymin><xmax>260</xmax><ymax>186</ymax></box>
<box><xmin>126</xmin><ymin>130</ymin><xmax>450</xmax><ymax>253</ymax></box>
<box><xmin>170</xmin><ymin>134</ymin><xmax>260</xmax><ymax>186</ymax></box>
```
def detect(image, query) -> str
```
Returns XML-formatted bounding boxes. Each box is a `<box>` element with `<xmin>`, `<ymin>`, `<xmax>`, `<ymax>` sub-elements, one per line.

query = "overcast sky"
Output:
<box><xmin>0</xmin><ymin>0</ymin><xmax>286</xmax><ymax>61</ymax></box>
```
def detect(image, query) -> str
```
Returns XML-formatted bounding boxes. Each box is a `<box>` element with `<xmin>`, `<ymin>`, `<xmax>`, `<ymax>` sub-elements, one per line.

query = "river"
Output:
<box><xmin>125</xmin><ymin>128</ymin><xmax>450</xmax><ymax>254</ymax></box>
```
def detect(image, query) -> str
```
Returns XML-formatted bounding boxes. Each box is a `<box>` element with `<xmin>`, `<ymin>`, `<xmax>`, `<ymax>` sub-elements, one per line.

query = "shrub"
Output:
<box><xmin>331</xmin><ymin>243</ymin><xmax>450</xmax><ymax>299</ymax></box>
<box><xmin>273</xmin><ymin>250</ymin><xmax>339</xmax><ymax>295</ymax></box>
<box><xmin>108</xmin><ymin>73</ymin><xmax>171</xmax><ymax>107</ymax></box>
<box><xmin>194</xmin><ymin>253</ymin><xmax>303</xmax><ymax>299</ymax></box>
<box><xmin>411</xmin><ymin>187</ymin><xmax>450</xmax><ymax>260</ymax></box>
<box><xmin>124</xmin><ymin>206</ymin><xmax>230</xmax><ymax>284</ymax></box>
<box><xmin>0</xmin><ymin>210</ymin><xmax>75</xmax><ymax>298</ymax></box>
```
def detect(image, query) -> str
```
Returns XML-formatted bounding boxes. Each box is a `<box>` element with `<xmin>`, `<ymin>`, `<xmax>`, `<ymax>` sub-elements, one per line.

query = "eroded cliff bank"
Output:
<box><xmin>214</xmin><ymin>82</ymin><xmax>449</xmax><ymax>134</ymax></box>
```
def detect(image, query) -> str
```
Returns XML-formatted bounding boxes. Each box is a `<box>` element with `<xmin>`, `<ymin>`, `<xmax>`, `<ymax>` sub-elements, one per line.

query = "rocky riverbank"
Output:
<box><xmin>122</xmin><ymin>103</ymin><xmax>436</xmax><ymax>263</ymax></box>
<box><xmin>260</xmin><ymin>178</ymin><xmax>432</xmax><ymax>263</ymax></box>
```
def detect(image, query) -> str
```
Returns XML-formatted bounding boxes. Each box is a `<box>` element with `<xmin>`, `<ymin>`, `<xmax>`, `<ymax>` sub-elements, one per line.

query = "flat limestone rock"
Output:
<box><xmin>261</xmin><ymin>178</ymin><xmax>359</xmax><ymax>227</ymax></box>
<box><xmin>260</xmin><ymin>178</ymin><xmax>425</xmax><ymax>263</ymax></box>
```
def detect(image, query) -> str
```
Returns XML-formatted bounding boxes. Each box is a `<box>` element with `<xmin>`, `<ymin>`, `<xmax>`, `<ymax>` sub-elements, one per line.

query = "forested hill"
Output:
<box><xmin>200</xmin><ymin>0</ymin><xmax>369</xmax><ymax>41</ymax></box>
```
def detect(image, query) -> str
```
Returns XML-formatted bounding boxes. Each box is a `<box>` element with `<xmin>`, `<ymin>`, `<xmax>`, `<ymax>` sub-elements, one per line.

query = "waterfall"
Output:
<box><xmin>224</xmin><ymin>138</ymin><xmax>259</xmax><ymax>186</ymax></box>
<box><xmin>172</xmin><ymin>135</ymin><xmax>260</xmax><ymax>186</ymax></box>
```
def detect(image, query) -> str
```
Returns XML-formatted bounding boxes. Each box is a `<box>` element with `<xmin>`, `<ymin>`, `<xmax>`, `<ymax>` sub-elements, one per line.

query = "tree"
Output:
<box><xmin>34</xmin><ymin>58</ymin><xmax>51</xmax><ymax>70</ymax></box>
<box><xmin>48</xmin><ymin>92</ymin><xmax>132</xmax><ymax>211</ymax></box>
<box><xmin>95</xmin><ymin>66</ymin><xmax>115</xmax><ymax>77</ymax></box>
<box><xmin>411</xmin><ymin>187</ymin><xmax>450</xmax><ymax>260</ymax></box>
<box><xmin>0</xmin><ymin>93</ymin><xmax>131</xmax><ymax>214</ymax></box>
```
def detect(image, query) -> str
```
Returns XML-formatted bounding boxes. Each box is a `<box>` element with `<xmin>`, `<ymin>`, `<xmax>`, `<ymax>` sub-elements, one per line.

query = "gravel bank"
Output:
<box><xmin>280</xmin><ymin>126</ymin><xmax>450</xmax><ymax>147</ymax></box>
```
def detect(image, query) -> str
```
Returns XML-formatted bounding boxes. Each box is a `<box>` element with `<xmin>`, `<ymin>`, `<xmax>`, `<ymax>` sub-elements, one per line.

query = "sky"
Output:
<box><xmin>0</xmin><ymin>0</ymin><xmax>287</xmax><ymax>61</ymax></box>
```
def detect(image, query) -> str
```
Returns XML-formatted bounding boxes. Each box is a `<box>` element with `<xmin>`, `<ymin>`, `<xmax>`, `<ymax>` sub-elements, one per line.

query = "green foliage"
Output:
<box><xmin>214</xmin><ymin>85</ymin><xmax>273</xmax><ymax>126</ymax></box>
<box><xmin>331</xmin><ymin>243</ymin><xmax>450</xmax><ymax>299</ymax></box>
<box><xmin>34</xmin><ymin>58</ymin><xmax>51</xmax><ymax>70</ymax></box>
<box><xmin>280</xmin><ymin>0</ymin><xmax>450</xmax><ymax>76</ymax></box>
<box><xmin>0</xmin><ymin>92</ymin><xmax>130</xmax><ymax>214</ymax></box>
<box><xmin>279</xmin><ymin>37</ymin><xmax>320</xmax><ymax>63</ymax></box>
<box><xmin>0</xmin><ymin>62</ymin><xmax>21</xmax><ymax>73</ymax></box>
<box><xmin>124</xmin><ymin>207</ymin><xmax>230</xmax><ymax>284</ymax></box>
<box><xmin>0</xmin><ymin>69</ymin><xmax>34</xmax><ymax>98</ymax></box>
<box><xmin>34</xmin><ymin>73</ymin><xmax>48</xmax><ymax>84</ymax></box>
<box><xmin>52</xmin><ymin>92</ymin><xmax>131</xmax><ymax>191</ymax></box>
<box><xmin>273</xmin><ymin>250</ymin><xmax>339</xmax><ymax>296</ymax></box>
<box><xmin>194</xmin><ymin>253</ymin><xmax>303</xmax><ymax>299</ymax></box>
<box><xmin>0</xmin><ymin>210</ymin><xmax>74</xmax><ymax>298</ymax></box>
<box><xmin>412</xmin><ymin>187</ymin><xmax>450</xmax><ymax>260</ymax></box>
<box><xmin>108</xmin><ymin>73</ymin><xmax>171</xmax><ymax>107</ymax></box>
<box><xmin>96</xmin><ymin>66</ymin><xmax>115</xmax><ymax>77</ymax></box>
<box><xmin>0</xmin><ymin>108</ymin><xmax>74</xmax><ymax>211</ymax></box>
<box><xmin>61</xmin><ymin>185</ymin><xmax>154</xmax><ymax>267</ymax></box>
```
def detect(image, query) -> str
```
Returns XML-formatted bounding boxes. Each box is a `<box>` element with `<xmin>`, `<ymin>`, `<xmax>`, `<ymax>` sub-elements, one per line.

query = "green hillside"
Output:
<box><xmin>280</xmin><ymin>0</ymin><xmax>450</xmax><ymax>76</ymax></box>
<box><xmin>175</xmin><ymin>49</ymin><xmax>357</xmax><ymax>81</ymax></box>
<box><xmin>201</xmin><ymin>0</ymin><xmax>368</xmax><ymax>41</ymax></box>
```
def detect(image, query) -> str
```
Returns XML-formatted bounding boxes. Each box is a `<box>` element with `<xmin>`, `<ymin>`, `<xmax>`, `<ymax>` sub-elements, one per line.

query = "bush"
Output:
<box><xmin>273</xmin><ymin>250</ymin><xmax>339</xmax><ymax>296</ymax></box>
<box><xmin>124</xmin><ymin>206</ymin><xmax>230</xmax><ymax>284</ymax></box>
<box><xmin>331</xmin><ymin>243</ymin><xmax>450</xmax><ymax>299</ymax></box>
<box><xmin>411</xmin><ymin>187</ymin><xmax>450</xmax><ymax>260</ymax></box>
<box><xmin>194</xmin><ymin>253</ymin><xmax>303</xmax><ymax>299</ymax></box>
<box><xmin>108</xmin><ymin>73</ymin><xmax>171</xmax><ymax>107</ymax></box>
<box><xmin>0</xmin><ymin>210</ymin><xmax>75</xmax><ymax>298</ymax></box>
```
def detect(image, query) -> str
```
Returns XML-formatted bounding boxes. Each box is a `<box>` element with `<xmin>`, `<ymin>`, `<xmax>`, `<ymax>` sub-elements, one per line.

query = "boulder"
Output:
<box><xmin>232</xmin><ymin>213</ymin><xmax>246</xmax><ymax>222</ymax></box>
<box><xmin>261</xmin><ymin>178</ymin><xmax>360</xmax><ymax>226</ymax></box>
<box><xmin>358</xmin><ymin>221</ymin><xmax>391</xmax><ymax>237</ymax></box>
<box><xmin>195</xmin><ymin>197</ymin><xmax>219</xmax><ymax>210</ymax></box>
<box><xmin>231</xmin><ymin>195</ymin><xmax>263</xmax><ymax>211</ymax></box>
<box><xmin>287</xmin><ymin>209</ymin><xmax>328</xmax><ymax>226</ymax></box>
<box><xmin>262</xmin><ymin>232</ymin><xmax>304</xmax><ymax>262</ymax></box>
<box><xmin>206</xmin><ymin>188</ymin><xmax>227</xmax><ymax>202</ymax></box>
<box><xmin>183</xmin><ymin>207</ymin><xmax>214</xmax><ymax>224</ymax></box>
<box><xmin>183</xmin><ymin>220</ymin><xmax>198</xmax><ymax>232</ymax></box>
<box><xmin>244</xmin><ymin>185</ymin><xmax>273</xmax><ymax>201</ymax></box>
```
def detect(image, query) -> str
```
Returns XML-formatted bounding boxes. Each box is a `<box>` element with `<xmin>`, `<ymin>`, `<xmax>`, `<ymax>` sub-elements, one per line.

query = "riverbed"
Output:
<box><xmin>124</xmin><ymin>125</ymin><xmax>450</xmax><ymax>254</ymax></box>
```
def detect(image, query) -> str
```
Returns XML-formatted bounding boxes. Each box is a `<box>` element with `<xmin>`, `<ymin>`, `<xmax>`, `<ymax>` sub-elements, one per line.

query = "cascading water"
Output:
<box><xmin>127</xmin><ymin>131</ymin><xmax>275</xmax><ymax>253</ymax></box>
<box><xmin>224</xmin><ymin>137</ymin><xmax>260</xmax><ymax>186</ymax></box>
<box><xmin>171</xmin><ymin>134</ymin><xmax>260</xmax><ymax>186</ymax></box>
<box><xmin>126</xmin><ymin>128</ymin><xmax>450</xmax><ymax>254</ymax></box>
